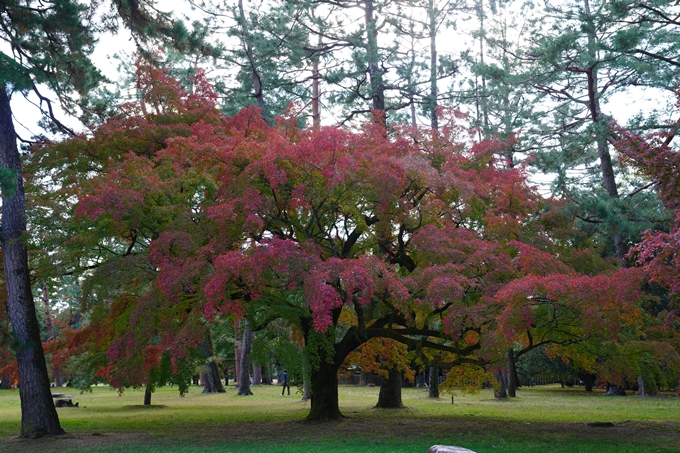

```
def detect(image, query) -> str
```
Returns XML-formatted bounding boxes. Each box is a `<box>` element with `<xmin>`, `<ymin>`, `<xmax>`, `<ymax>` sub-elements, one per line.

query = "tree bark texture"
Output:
<box><xmin>306</xmin><ymin>359</ymin><xmax>342</xmax><ymax>421</ymax></box>
<box><xmin>0</xmin><ymin>87</ymin><xmax>64</xmax><ymax>438</ymax></box>
<box><xmin>428</xmin><ymin>365</ymin><xmax>440</xmax><ymax>398</ymax></box>
<box><xmin>494</xmin><ymin>369</ymin><xmax>508</xmax><ymax>398</ymax></box>
<box><xmin>200</xmin><ymin>333</ymin><xmax>225</xmax><ymax>394</ymax></box>
<box><xmin>252</xmin><ymin>365</ymin><xmax>262</xmax><ymax>385</ymax></box>
<box><xmin>376</xmin><ymin>367</ymin><xmax>404</xmax><ymax>408</ymax></box>
<box><xmin>237</xmin><ymin>320</ymin><xmax>253</xmax><ymax>396</ymax></box>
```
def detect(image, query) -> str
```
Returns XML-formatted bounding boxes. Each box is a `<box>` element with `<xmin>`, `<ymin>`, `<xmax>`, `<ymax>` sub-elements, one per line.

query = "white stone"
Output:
<box><xmin>428</xmin><ymin>446</ymin><xmax>477</xmax><ymax>453</ymax></box>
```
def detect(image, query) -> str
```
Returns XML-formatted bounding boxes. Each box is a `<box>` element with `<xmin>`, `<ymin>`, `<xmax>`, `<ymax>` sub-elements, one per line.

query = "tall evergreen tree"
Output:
<box><xmin>0</xmin><ymin>0</ymin><xmax>210</xmax><ymax>438</ymax></box>
<box><xmin>511</xmin><ymin>0</ymin><xmax>673</xmax><ymax>259</ymax></box>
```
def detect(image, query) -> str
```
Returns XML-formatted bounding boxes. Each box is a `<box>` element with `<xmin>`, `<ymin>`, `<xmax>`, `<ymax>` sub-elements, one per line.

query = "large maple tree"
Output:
<box><xmin>29</xmin><ymin>64</ymin><xmax>659</xmax><ymax>420</ymax></box>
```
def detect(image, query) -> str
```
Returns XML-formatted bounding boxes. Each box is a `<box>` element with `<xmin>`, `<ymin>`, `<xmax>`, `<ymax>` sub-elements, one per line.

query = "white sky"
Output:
<box><xmin>9</xmin><ymin>1</ymin><xmax>671</xmax><ymax>146</ymax></box>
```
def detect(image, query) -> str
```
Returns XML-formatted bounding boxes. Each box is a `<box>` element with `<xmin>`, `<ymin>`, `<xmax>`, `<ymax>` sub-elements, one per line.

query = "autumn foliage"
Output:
<box><xmin>22</xmin><ymin>62</ymin><xmax>679</xmax><ymax>410</ymax></box>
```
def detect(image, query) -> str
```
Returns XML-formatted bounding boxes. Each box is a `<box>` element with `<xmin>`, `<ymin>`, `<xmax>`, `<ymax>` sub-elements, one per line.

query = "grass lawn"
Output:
<box><xmin>1</xmin><ymin>384</ymin><xmax>678</xmax><ymax>453</ymax></box>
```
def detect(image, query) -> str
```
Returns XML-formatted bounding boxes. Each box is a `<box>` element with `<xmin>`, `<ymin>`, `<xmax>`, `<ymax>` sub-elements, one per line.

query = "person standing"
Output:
<box><xmin>281</xmin><ymin>369</ymin><xmax>290</xmax><ymax>396</ymax></box>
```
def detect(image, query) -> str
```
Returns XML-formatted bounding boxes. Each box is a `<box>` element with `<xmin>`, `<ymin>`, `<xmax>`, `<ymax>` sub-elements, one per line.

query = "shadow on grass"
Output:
<box><xmin>2</xmin><ymin>413</ymin><xmax>679</xmax><ymax>453</ymax></box>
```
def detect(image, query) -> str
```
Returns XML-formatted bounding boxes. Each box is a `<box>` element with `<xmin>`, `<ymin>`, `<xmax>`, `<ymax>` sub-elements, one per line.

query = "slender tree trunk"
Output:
<box><xmin>237</xmin><ymin>320</ymin><xmax>253</xmax><ymax>396</ymax></box>
<box><xmin>144</xmin><ymin>384</ymin><xmax>152</xmax><ymax>405</ymax></box>
<box><xmin>376</xmin><ymin>367</ymin><xmax>403</xmax><ymax>408</ymax></box>
<box><xmin>0</xmin><ymin>87</ymin><xmax>64</xmax><ymax>438</ymax></box>
<box><xmin>233</xmin><ymin>320</ymin><xmax>241</xmax><ymax>384</ymax></box>
<box><xmin>312</xmin><ymin>44</ymin><xmax>321</xmax><ymax>130</ymax></box>
<box><xmin>583</xmin><ymin>0</ymin><xmax>627</xmax><ymax>260</ymax></box>
<box><xmin>477</xmin><ymin>0</ymin><xmax>489</xmax><ymax>136</ymax></box>
<box><xmin>260</xmin><ymin>361</ymin><xmax>272</xmax><ymax>385</ymax></box>
<box><xmin>359</xmin><ymin>370</ymin><xmax>369</xmax><ymax>386</ymax></box>
<box><xmin>428</xmin><ymin>0</ymin><xmax>439</xmax><ymax>132</ymax></box>
<box><xmin>494</xmin><ymin>369</ymin><xmax>508</xmax><ymax>398</ymax></box>
<box><xmin>252</xmin><ymin>365</ymin><xmax>262</xmax><ymax>385</ymax></box>
<box><xmin>237</xmin><ymin>0</ymin><xmax>266</xmax><ymax>111</ymax></box>
<box><xmin>0</xmin><ymin>375</ymin><xmax>9</xmax><ymax>389</ymax></box>
<box><xmin>428</xmin><ymin>364</ymin><xmax>440</xmax><ymax>398</ymax></box>
<box><xmin>306</xmin><ymin>359</ymin><xmax>342</xmax><ymax>421</ymax></box>
<box><xmin>41</xmin><ymin>281</ymin><xmax>62</xmax><ymax>387</ymax></box>
<box><xmin>507</xmin><ymin>349</ymin><xmax>517</xmax><ymax>398</ymax></box>
<box><xmin>364</xmin><ymin>0</ymin><xmax>385</xmax><ymax>125</ymax></box>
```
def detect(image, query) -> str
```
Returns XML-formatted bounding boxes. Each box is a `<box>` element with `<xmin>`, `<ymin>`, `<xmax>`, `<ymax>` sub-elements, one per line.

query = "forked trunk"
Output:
<box><xmin>0</xmin><ymin>87</ymin><xmax>64</xmax><ymax>438</ymax></box>
<box><xmin>428</xmin><ymin>365</ymin><xmax>440</xmax><ymax>398</ymax></box>
<box><xmin>375</xmin><ymin>367</ymin><xmax>403</xmax><ymax>408</ymax></box>
<box><xmin>306</xmin><ymin>359</ymin><xmax>342</xmax><ymax>421</ymax></box>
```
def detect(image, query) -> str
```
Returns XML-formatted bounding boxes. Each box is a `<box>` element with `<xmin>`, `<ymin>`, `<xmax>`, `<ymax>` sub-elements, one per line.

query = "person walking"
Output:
<box><xmin>281</xmin><ymin>369</ymin><xmax>290</xmax><ymax>396</ymax></box>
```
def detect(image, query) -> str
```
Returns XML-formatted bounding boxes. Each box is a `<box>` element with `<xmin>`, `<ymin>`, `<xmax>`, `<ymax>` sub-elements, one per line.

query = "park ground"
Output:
<box><xmin>1</xmin><ymin>384</ymin><xmax>679</xmax><ymax>453</ymax></box>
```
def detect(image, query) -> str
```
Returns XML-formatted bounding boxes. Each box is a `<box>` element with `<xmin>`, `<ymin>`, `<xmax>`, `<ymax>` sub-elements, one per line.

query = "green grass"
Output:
<box><xmin>1</xmin><ymin>384</ymin><xmax>679</xmax><ymax>453</ymax></box>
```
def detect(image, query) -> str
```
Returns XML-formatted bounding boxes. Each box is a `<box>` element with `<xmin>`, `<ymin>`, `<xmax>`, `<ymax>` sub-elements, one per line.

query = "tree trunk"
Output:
<box><xmin>364</xmin><ymin>0</ymin><xmax>385</xmax><ymax>124</ymax></box>
<box><xmin>312</xmin><ymin>38</ymin><xmax>321</xmax><ymax>130</ymax></box>
<box><xmin>260</xmin><ymin>362</ymin><xmax>272</xmax><ymax>385</ymax></box>
<box><xmin>637</xmin><ymin>376</ymin><xmax>657</xmax><ymax>397</ymax></box>
<box><xmin>494</xmin><ymin>369</ymin><xmax>508</xmax><ymax>398</ymax></box>
<box><xmin>233</xmin><ymin>320</ymin><xmax>241</xmax><ymax>384</ymax></box>
<box><xmin>237</xmin><ymin>320</ymin><xmax>253</xmax><ymax>396</ymax></box>
<box><xmin>237</xmin><ymin>0</ymin><xmax>266</xmax><ymax>111</ymax></box>
<box><xmin>604</xmin><ymin>383</ymin><xmax>626</xmax><ymax>396</ymax></box>
<box><xmin>507</xmin><ymin>349</ymin><xmax>517</xmax><ymax>398</ymax></box>
<box><xmin>0</xmin><ymin>87</ymin><xmax>64</xmax><ymax>438</ymax></box>
<box><xmin>306</xmin><ymin>359</ymin><xmax>342</xmax><ymax>421</ymax></box>
<box><xmin>200</xmin><ymin>332</ymin><xmax>225</xmax><ymax>394</ymax></box>
<box><xmin>428</xmin><ymin>0</ymin><xmax>439</xmax><ymax>132</ymax></box>
<box><xmin>0</xmin><ymin>375</ymin><xmax>9</xmax><ymax>389</ymax></box>
<box><xmin>428</xmin><ymin>365</ymin><xmax>440</xmax><ymax>398</ymax></box>
<box><xmin>359</xmin><ymin>370</ymin><xmax>369</xmax><ymax>386</ymax></box>
<box><xmin>375</xmin><ymin>367</ymin><xmax>403</xmax><ymax>408</ymax></box>
<box><xmin>252</xmin><ymin>365</ymin><xmax>262</xmax><ymax>385</ymax></box>
<box><xmin>202</xmin><ymin>360</ymin><xmax>226</xmax><ymax>393</ymax></box>
<box><xmin>578</xmin><ymin>371</ymin><xmax>596</xmax><ymax>392</ymax></box>
<box><xmin>144</xmin><ymin>385</ymin><xmax>152</xmax><ymax>405</ymax></box>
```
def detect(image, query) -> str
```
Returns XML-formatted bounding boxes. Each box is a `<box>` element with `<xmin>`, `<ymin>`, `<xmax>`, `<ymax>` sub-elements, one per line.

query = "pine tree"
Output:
<box><xmin>0</xmin><ymin>0</ymin><xmax>209</xmax><ymax>437</ymax></box>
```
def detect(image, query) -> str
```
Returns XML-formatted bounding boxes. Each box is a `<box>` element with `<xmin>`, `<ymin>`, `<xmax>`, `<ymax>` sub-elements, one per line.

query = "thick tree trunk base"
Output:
<box><xmin>578</xmin><ymin>372</ymin><xmax>597</xmax><ymax>392</ymax></box>
<box><xmin>306</xmin><ymin>363</ymin><xmax>343</xmax><ymax>422</ymax></box>
<box><xmin>202</xmin><ymin>361</ymin><xmax>226</xmax><ymax>394</ymax></box>
<box><xmin>1</xmin><ymin>88</ymin><xmax>64</xmax><ymax>438</ymax></box>
<box><xmin>604</xmin><ymin>384</ymin><xmax>626</xmax><ymax>396</ymax></box>
<box><xmin>428</xmin><ymin>365</ymin><xmax>440</xmax><ymax>399</ymax></box>
<box><xmin>375</xmin><ymin>367</ymin><xmax>404</xmax><ymax>409</ymax></box>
